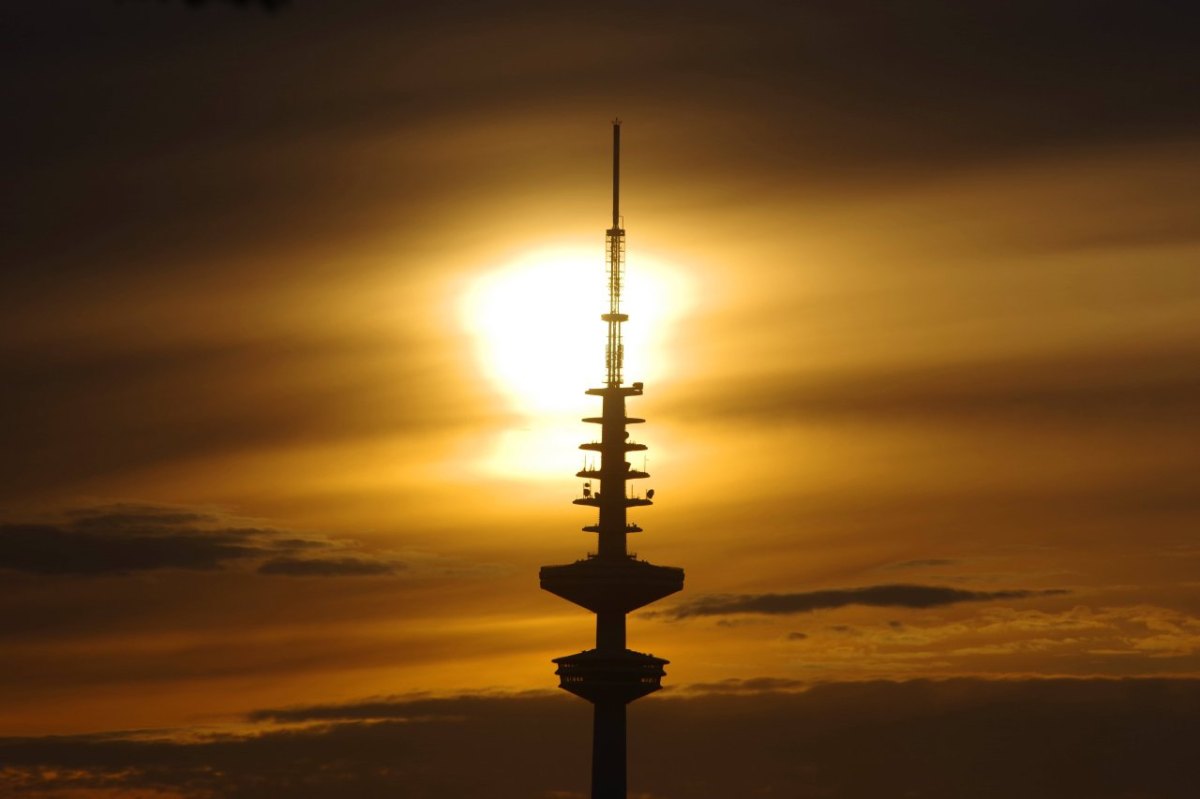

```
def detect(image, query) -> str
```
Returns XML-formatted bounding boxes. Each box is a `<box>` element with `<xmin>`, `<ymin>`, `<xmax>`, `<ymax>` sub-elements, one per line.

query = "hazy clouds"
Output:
<box><xmin>1</xmin><ymin>679</ymin><xmax>1196</xmax><ymax>799</ymax></box>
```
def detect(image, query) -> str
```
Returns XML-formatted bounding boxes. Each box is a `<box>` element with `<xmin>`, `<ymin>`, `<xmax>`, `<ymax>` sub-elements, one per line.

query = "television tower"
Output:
<box><xmin>540</xmin><ymin>121</ymin><xmax>685</xmax><ymax>799</ymax></box>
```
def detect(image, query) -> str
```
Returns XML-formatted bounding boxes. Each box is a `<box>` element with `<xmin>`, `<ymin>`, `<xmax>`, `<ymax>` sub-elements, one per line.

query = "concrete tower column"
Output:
<box><xmin>592</xmin><ymin>700</ymin><xmax>627</xmax><ymax>799</ymax></box>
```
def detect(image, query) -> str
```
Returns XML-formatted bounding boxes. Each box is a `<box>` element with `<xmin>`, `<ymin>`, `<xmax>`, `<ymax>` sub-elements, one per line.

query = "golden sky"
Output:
<box><xmin>1</xmin><ymin>1</ymin><xmax>1198</xmax><ymax>796</ymax></box>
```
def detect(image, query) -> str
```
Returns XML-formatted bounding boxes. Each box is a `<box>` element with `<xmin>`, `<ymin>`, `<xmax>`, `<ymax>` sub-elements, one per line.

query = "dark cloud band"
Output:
<box><xmin>0</xmin><ymin>505</ymin><xmax>398</xmax><ymax>577</ymax></box>
<box><xmin>664</xmin><ymin>584</ymin><xmax>1070</xmax><ymax>619</ymax></box>
<box><xmin>0</xmin><ymin>679</ymin><xmax>1194</xmax><ymax>799</ymax></box>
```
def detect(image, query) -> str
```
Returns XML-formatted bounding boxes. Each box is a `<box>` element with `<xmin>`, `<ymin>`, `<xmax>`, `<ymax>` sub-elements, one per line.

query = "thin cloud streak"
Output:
<box><xmin>663</xmin><ymin>585</ymin><xmax>1070</xmax><ymax>619</ymax></box>
<box><xmin>667</xmin><ymin>345</ymin><xmax>1200</xmax><ymax>426</ymax></box>
<box><xmin>0</xmin><ymin>505</ymin><xmax>398</xmax><ymax>577</ymax></box>
<box><xmin>257</xmin><ymin>556</ymin><xmax>400</xmax><ymax>577</ymax></box>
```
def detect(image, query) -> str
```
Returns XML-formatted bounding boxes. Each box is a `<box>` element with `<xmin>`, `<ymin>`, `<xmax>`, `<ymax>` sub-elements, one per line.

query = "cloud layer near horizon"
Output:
<box><xmin>1</xmin><ymin>679</ymin><xmax>1195</xmax><ymax>799</ymax></box>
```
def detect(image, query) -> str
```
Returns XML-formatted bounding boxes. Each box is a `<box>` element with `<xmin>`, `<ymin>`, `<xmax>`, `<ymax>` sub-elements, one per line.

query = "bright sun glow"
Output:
<box><xmin>461</xmin><ymin>244</ymin><xmax>690</xmax><ymax>415</ymax></box>
<box><xmin>460</xmin><ymin>244</ymin><xmax>692</xmax><ymax>479</ymax></box>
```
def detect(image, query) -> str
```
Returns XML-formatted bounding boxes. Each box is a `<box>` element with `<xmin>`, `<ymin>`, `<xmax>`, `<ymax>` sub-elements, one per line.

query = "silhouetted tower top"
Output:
<box><xmin>540</xmin><ymin>121</ymin><xmax>684</xmax><ymax>799</ymax></box>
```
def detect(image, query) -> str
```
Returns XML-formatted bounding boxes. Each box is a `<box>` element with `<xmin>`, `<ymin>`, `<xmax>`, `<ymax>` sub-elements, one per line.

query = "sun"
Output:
<box><xmin>461</xmin><ymin>244</ymin><xmax>688</xmax><ymax>415</ymax></box>
<box><xmin>459</xmin><ymin>244</ymin><xmax>691</xmax><ymax>480</ymax></box>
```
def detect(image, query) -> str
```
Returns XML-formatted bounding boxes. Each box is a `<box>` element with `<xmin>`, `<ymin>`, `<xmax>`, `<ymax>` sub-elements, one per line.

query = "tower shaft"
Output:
<box><xmin>593</xmin><ymin>701</ymin><xmax>626</xmax><ymax>797</ymax></box>
<box><xmin>540</xmin><ymin>121</ymin><xmax>684</xmax><ymax>799</ymax></box>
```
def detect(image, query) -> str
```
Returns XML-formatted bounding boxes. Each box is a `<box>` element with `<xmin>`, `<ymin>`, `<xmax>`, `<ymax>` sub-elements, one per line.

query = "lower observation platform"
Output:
<box><xmin>553</xmin><ymin>648</ymin><xmax>668</xmax><ymax>703</ymax></box>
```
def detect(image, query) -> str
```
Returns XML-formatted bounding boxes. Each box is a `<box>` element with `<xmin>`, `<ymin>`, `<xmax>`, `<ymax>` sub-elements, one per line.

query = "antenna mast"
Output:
<box><xmin>603</xmin><ymin>119</ymin><xmax>628</xmax><ymax>387</ymax></box>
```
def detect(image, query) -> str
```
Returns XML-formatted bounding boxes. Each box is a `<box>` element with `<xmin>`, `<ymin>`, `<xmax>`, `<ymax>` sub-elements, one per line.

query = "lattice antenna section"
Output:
<box><xmin>604</xmin><ymin>229</ymin><xmax>627</xmax><ymax>386</ymax></box>
<box><xmin>602</xmin><ymin>120</ymin><xmax>629</xmax><ymax>388</ymax></box>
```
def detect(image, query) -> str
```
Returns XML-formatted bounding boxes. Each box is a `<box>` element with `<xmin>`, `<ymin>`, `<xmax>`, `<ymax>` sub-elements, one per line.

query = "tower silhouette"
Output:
<box><xmin>540</xmin><ymin>121</ymin><xmax>685</xmax><ymax>799</ymax></box>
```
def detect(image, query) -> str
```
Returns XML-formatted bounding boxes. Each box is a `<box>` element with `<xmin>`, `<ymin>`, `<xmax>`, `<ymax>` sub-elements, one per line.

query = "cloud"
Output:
<box><xmin>663</xmin><ymin>584</ymin><xmax>1070</xmax><ymax>619</ymax></box>
<box><xmin>247</xmin><ymin>691</ymin><xmax>552</xmax><ymax>724</ymax></box>
<box><xmin>886</xmin><ymin>558</ymin><xmax>958</xmax><ymax>570</ymax></box>
<box><xmin>675</xmin><ymin>345</ymin><xmax>1200</xmax><ymax>428</ymax></box>
<box><xmin>0</xmin><ymin>335</ymin><xmax>482</xmax><ymax>499</ymax></box>
<box><xmin>0</xmin><ymin>512</ymin><xmax>264</xmax><ymax>576</ymax></box>
<box><xmin>0</xmin><ymin>679</ymin><xmax>1196</xmax><ymax>799</ymax></box>
<box><xmin>155</xmin><ymin>0</ymin><xmax>290</xmax><ymax>9</ymax></box>
<box><xmin>257</xmin><ymin>556</ymin><xmax>400</xmax><ymax>577</ymax></box>
<box><xmin>0</xmin><ymin>504</ymin><xmax>397</xmax><ymax>577</ymax></box>
<box><xmin>5</xmin><ymin>0</ymin><xmax>1196</xmax><ymax>297</ymax></box>
<box><xmin>680</xmin><ymin>677</ymin><xmax>808</xmax><ymax>695</ymax></box>
<box><xmin>723</xmin><ymin>604</ymin><xmax>1200</xmax><ymax>680</ymax></box>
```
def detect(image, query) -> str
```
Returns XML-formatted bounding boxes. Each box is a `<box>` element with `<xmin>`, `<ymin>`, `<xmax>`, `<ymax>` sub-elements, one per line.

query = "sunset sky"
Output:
<box><xmin>2</xmin><ymin>1</ymin><xmax>1198</xmax><ymax>796</ymax></box>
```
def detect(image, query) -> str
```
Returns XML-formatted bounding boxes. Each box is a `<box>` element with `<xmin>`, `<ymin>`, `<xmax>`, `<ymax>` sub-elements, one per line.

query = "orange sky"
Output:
<box><xmin>1</xmin><ymin>1</ymin><xmax>1198</xmax><ymax>796</ymax></box>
